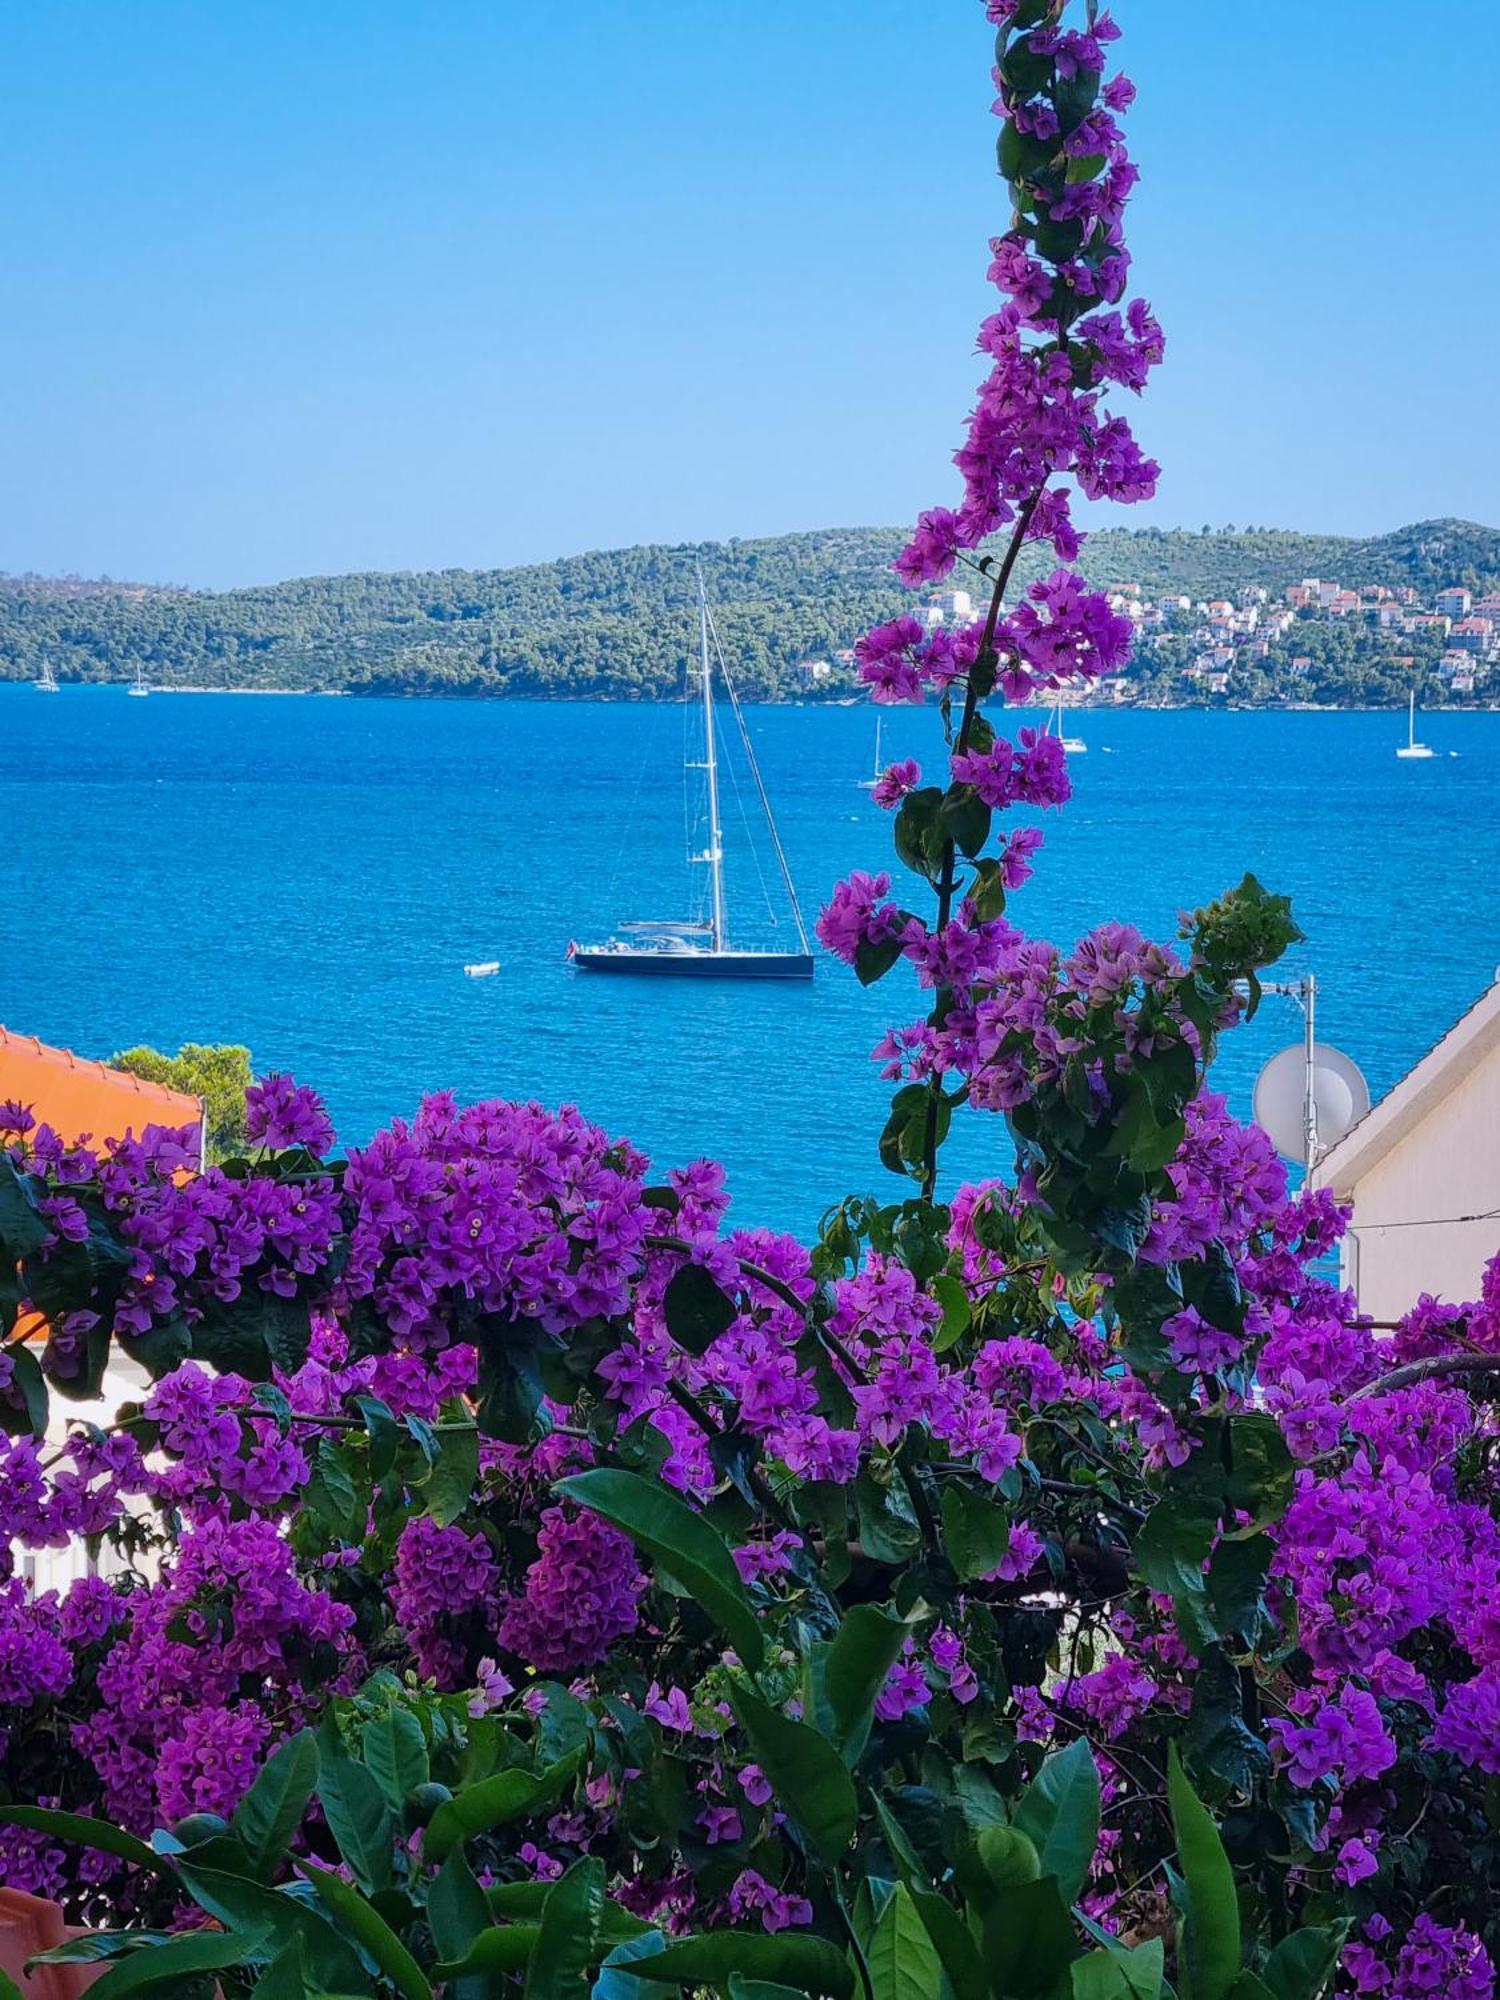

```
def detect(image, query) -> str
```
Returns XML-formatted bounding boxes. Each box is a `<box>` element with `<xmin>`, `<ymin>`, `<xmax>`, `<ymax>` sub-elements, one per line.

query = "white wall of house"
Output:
<box><xmin>1316</xmin><ymin>984</ymin><xmax>1500</xmax><ymax>1325</ymax></box>
<box><xmin>12</xmin><ymin>1354</ymin><xmax>150</xmax><ymax>1599</ymax></box>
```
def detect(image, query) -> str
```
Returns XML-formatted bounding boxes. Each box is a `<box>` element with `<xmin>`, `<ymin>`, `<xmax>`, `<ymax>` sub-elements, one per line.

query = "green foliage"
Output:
<box><xmin>6</xmin><ymin>519</ymin><xmax>1496</xmax><ymax>703</ymax></box>
<box><xmin>110</xmin><ymin>1040</ymin><xmax>252</xmax><ymax>1161</ymax></box>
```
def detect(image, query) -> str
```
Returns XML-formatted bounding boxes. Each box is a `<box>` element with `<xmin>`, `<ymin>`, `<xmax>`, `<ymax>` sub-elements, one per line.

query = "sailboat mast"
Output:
<box><xmin>1409</xmin><ymin>687</ymin><xmax>1416</xmax><ymax>749</ymax></box>
<box><xmin>699</xmin><ymin>571</ymin><xmax>726</xmax><ymax>953</ymax></box>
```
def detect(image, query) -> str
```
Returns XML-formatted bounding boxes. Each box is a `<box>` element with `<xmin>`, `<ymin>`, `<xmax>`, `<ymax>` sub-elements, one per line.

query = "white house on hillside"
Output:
<box><xmin>1313</xmin><ymin>978</ymin><xmax>1500</xmax><ymax>1323</ymax></box>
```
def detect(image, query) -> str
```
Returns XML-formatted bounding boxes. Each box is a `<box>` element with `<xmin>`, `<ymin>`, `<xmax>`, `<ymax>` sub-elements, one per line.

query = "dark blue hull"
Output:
<box><xmin>572</xmin><ymin>949</ymin><xmax>814</xmax><ymax>981</ymax></box>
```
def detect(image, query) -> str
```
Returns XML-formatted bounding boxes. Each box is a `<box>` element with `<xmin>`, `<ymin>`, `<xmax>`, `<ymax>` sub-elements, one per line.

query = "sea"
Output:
<box><xmin>4</xmin><ymin>686</ymin><xmax>1498</xmax><ymax>1240</ymax></box>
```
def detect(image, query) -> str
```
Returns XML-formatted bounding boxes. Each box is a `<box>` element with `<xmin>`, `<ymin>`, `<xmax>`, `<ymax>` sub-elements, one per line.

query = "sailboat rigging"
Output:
<box><xmin>35</xmin><ymin>659</ymin><xmax>59</xmax><ymax>693</ymax></box>
<box><xmin>858</xmin><ymin>715</ymin><xmax>883</xmax><ymax>789</ymax></box>
<box><xmin>128</xmin><ymin>664</ymin><xmax>150</xmax><ymax>697</ymax></box>
<box><xmin>569</xmin><ymin>573</ymin><xmax>814</xmax><ymax>980</ymax></box>
<box><xmin>1047</xmin><ymin>693</ymin><xmax>1086</xmax><ymax>754</ymax></box>
<box><xmin>1395</xmin><ymin>687</ymin><xmax>1434</xmax><ymax>760</ymax></box>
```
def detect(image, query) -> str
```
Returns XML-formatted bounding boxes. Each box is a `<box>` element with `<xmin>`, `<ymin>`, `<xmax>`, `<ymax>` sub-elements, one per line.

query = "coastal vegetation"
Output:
<box><xmin>2</xmin><ymin>7</ymin><xmax>1498</xmax><ymax>1999</ymax></box>
<box><xmin>109</xmin><ymin>1042</ymin><xmax>252</xmax><ymax>1162</ymax></box>
<box><xmin>3</xmin><ymin>517</ymin><xmax>1497</xmax><ymax>706</ymax></box>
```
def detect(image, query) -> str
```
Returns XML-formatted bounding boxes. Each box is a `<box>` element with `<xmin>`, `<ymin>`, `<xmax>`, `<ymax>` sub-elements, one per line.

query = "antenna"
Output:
<box><xmin>1252</xmin><ymin>975</ymin><xmax>1370</xmax><ymax>1173</ymax></box>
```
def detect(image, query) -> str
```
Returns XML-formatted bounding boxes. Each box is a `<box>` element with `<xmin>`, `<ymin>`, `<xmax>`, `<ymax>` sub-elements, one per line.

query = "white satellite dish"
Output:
<box><xmin>1253</xmin><ymin>1040</ymin><xmax>1370</xmax><ymax>1165</ymax></box>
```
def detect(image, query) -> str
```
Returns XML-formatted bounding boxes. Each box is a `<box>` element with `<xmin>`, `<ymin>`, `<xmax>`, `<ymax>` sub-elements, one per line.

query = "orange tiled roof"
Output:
<box><xmin>0</xmin><ymin>1026</ymin><xmax>202</xmax><ymax>1151</ymax></box>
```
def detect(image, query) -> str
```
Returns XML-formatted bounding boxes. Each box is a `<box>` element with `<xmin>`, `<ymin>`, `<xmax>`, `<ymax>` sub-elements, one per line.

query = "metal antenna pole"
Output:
<box><xmin>1302</xmin><ymin>972</ymin><xmax>1319</xmax><ymax>1177</ymax></box>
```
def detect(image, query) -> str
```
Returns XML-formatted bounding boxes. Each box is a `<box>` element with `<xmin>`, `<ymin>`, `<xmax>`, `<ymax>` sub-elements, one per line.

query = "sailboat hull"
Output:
<box><xmin>572</xmin><ymin>948</ymin><xmax>814</xmax><ymax>980</ymax></box>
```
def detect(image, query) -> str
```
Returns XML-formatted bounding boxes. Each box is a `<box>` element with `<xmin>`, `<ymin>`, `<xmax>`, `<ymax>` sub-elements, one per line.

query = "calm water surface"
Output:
<box><xmin>4</xmin><ymin>688</ymin><xmax>1498</xmax><ymax>1237</ymax></box>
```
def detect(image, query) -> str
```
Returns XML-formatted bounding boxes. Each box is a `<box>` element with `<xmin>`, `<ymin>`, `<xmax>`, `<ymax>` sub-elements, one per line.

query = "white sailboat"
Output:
<box><xmin>35</xmin><ymin>659</ymin><xmax>59</xmax><ymax>693</ymax></box>
<box><xmin>128</xmin><ymin>665</ymin><xmax>150</xmax><ymax>697</ymax></box>
<box><xmin>1396</xmin><ymin>688</ymin><xmax>1434</xmax><ymax>760</ymax></box>
<box><xmin>858</xmin><ymin>715</ymin><xmax>884</xmax><ymax>790</ymax></box>
<box><xmin>1048</xmin><ymin>695</ymin><xmax>1086</xmax><ymax>754</ymax></box>
<box><xmin>569</xmin><ymin>574</ymin><xmax>814</xmax><ymax>980</ymax></box>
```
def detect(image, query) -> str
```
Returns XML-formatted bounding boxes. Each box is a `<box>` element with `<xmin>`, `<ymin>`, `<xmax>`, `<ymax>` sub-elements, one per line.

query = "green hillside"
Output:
<box><xmin>2</xmin><ymin>518</ymin><xmax>1496</xmax><ymax>702</ymax></box>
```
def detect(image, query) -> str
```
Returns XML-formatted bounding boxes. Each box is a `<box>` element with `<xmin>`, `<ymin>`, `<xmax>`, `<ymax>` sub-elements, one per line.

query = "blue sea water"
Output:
<box><xmin>3</xmin><ymin>685</ymin><xmax>1498</xmax><ymax>1239</ymax></box>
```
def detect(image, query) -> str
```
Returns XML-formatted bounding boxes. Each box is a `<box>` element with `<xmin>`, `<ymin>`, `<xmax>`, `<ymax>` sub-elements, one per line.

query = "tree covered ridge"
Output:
<box><xmin>2</xmin><ymin>516</ymin><xmax>1497</xmax><ymax>701</ymax></box>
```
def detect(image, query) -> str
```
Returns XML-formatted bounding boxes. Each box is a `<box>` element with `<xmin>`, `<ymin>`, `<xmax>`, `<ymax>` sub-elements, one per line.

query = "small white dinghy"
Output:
<box><xmin>463</xmin><ymin>961</ymin><xmax>501</xmax><ymax>978</ymax></box>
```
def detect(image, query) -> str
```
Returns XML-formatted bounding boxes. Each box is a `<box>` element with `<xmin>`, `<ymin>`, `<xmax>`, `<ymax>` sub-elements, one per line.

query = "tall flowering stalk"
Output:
<box><xmin>820</xmin><ymin>0</ymin><xmax>1163</xmax><ymax>1197</ymax></box>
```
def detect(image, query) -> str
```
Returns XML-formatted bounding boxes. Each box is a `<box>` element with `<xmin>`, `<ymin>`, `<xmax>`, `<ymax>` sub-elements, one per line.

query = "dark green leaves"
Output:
<box><xmin>731</xmin><ymin>1688</ymin><xmax>858</xmax><ymax>1867</ymax></box>
<box><xmin>625</xmin><ymin>1932</ymin><xmax>854</xmax><ymax>1999</ymax></box>
<box><xmin>301</xmin><ymin>1862</ymin><xmax>433</xmax><ymax>2000</ymax></box>
<box><xmin>820</xmin><ymin>1605</ymin><xmax>913</xmax><ymax>1762</ymax></box>
<box><xmin>0</xmin><ymin>1804</ymin><xmax>165</xmax><ymax>1876</ymax></box>
<box><xmin>74</xmin><ymin>1925</ymin><xmax>271</xmax><ymax>2000</ymax></box>
<box><xmin>558</xmin><ymin>1468</ymin><xmax>764</xmax><ymax>1669</ymax></box>
<box><xmin>1261</xmin><ymin>1925</ymin><xmax>1349</xmax><ymax>2000</ymax></box>
<box><xmin>941</xmin><ymin>1483</ymin><xmax>1010</xmax><ymax>1581</ymax></box>
<box><xmin>523</xmin><ymin>1855</ymin><xmax>606</xmax><ymax>2000</ymax></box>
<box><xmin>422</xmin><ymin>1748</ymin><xmax>584</xmax><ymax>1864</ymax></box>
<box><xmin>662</xmin><ymin>1262</ymin><xmax>737</xmax><ymax>1355</ymax></box>
<box><xmin>1168</xmin><ymin>1745</ymin><xmax>1241</xmax><ymax>2000</ymax></box>
<box><xmin>893</xmin><ymin>786</ymin><xmax>947</xmax><ymax>884</ymax></box>
<box><xmin>867</xmin><ymin>1883</ymin><xmax>942</xmax><ymax>2000</ymax></box>
<box><xmin>1011</xmin><ymin>1738</ymin><xmax>1101</xmax><ymax>1906</ymax></box>
<box><xmin>362</xmin><ymin>1706</ymin><xmax>429</xmax><ymax>1811</ymax></box>
<box><xmin>317</xmin><ymin>1742</ymin><xmax>394</xmax><ymax>1894</ymax></box>
<box><xmin>231</xmin><ymin>1728</ymin><xmax>319</xmax><ymax>1879</ymax></box>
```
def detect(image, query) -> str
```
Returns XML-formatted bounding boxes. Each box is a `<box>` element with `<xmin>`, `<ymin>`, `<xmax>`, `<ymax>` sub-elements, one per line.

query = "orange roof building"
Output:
<box><xmin>0</xmin><ymin>1026</ymin><xmax>203</xmax><ymax>1159</ymax></box>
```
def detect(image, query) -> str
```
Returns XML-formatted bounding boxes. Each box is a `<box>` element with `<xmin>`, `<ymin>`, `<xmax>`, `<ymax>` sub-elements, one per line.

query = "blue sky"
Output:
<box><xmin>3</xmin><ymin>0</ymin><xmax>1495</xmax><ymax>588</ymax></box>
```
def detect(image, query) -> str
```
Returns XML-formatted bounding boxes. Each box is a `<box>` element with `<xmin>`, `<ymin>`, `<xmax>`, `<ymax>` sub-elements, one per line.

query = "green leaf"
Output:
<box><xmin>301</xmin><ymin>1861</ymin><xmax>433</xmax><ymax>2000</ymax></box>
<box><xmin>1227</xmin><ymin>1979</ymin><xmax>1277</xmax><ymax>2000</ymax></box>
<box><xmin>867</xmin><ymin>1883</ymin><xmax>941</xmax><ymax>2000</ymax></box>
<box><xmin>232</xmin><ymin>1729</ymin><xmax>319</xmax><ymax>1879</ymax></box>
<box><xmin>822</xmin><ymin>1606</ymin><xmax>913</xmax><ymax>1762</ymax></box>
<box><xmin>362</xmin><ymin>1706</ymin><xmax>429</xmax><ymax>1811</ymax></box>
<box><xmin>976</xmin><ymin>1876</ymin><xmax>1079</xmax><ymax>1997</ymax></box>
<box><xmin>176</xmin><ymin>1861</ymin><xmax>372</xmax><ymax>1993</ymax></box>
<box><xmin>972</xmin><ymin>1826</ymin><xmax>1042</xmax><ymax>1892</ymax></box>
<box><xmin>662</xmin><ymin>1262</ymin><xmax>738</xmax><ymax>1355</ymax></box>
<box><xmin>1224</xmin><ymin>1414</ymin><xmax>1295</xmax><ymax>1529</ymax></box>
<box><xmin>855</xmin><ymin>932</ymin><xmax>905</xmax><ymax>987</ymax></box>
<box><xmin>0</xmin><ymin>1804</ymin><xmax>167</xmax><ymax>1877</ymax></box>
<box><xmin>596</xmin><ymin>1929</ymin><xmax>671</xmax><ymax>2000</ymax></box>
<box><xmin>941</xmin><ymin>1484</ymin><xmax>1010</xmax><ymax>1581</ymax></box>
<box><xmin>728</xmin><ymin>1982</ymin><xmax>811</xmax><ymax>2000</ymax></box>
<box><xmin>910</xmin><ymin>1890</ymin><xmax>988</xmax><ymax>2000</ymax></box>
<box><xmin>428</xmin><ymin>1850</ymin><xmax>491</xmax><ymax>1964</ymax></box>
<box><xmin>1262</xmin><ymin>1924</ymin><xmax>1349</xmax><ymax>2000</ymax></box>
<box><xmin>1072</xmin><ymin>1940</ymin><xmax>1165</xmax><ymax>1998</ymax></box>
<box><xmin>251</xmin><ymin>1935</ymin><xmax>372</xmax><ymax>2000</ymax></box>
<box><xmin>422</xmin><ymin>1421</ymin><xmax>480</xmax><ymax>1527</ymax></box>
<box><xmin>624</xmin><ymin>1932</ymin><xmax>854</xmax><ymax>1999</ymax></box>
<box><xmin>1167</xmin><ymin>1744</ymin><xmax>1241</xmax><ymax>2000</ymax></box>
<box><xmin>423</xmin><ymin>1748</ymin><xmax>584</xmax><ymax>1864</ymax></box>
<box><xmin>524</xmin><ymin>1854</ymin><xmax>605</xmax><ymax>2000</ymax></box>
<box><xmin>303</xmin><ymin>1436</ymin><xmax>362</xmax><ymax>1539</ymax></box>
<box><xmin>731</xmin><ymin>1688</ymin><xmax>858</xmax><ymax>1868</ymax></box>
<box><xmin>1206</xmin><ymin>1534</ymin><xmax>1273</xmax><ymax>1645</ymax></box>
<box><xmin>557</xmin><ymin>1468</ymin><xmax>764</xmax><ymax>1670</ymax></box>
<box><xmin>0</xmin><ymin>1158</ymin><xmax>51</xmax><ymax>1258</ymax></box>
<box><xmin>74</xmin><ymin>1924</ymin><xmax>270</xmax><ymax>2000</ymax></box>
<box><xmin>1135</xmin><ymin>1499</ymin><xmax>1219</xmax><ymax>1599</ymax></box>
<box><xmin>0</xmin><ymin>1344</ymin><xmax>48</xmax><ymax>1437</ymax></box>
<box><xmin>317</xmin><ymin>1749</ymin><xmax>394</xmax><ymax>1895</ymax></box>
<box><xmin>930</xmin><ymin>1273</ymin><xmax>971</xmax><ymax>1353</ymax></box>
<box><xmin>937</xmin><ymin>782</ymin><xmax>991</xmax><ymax>861</ymax></box>
<box><xmin>0</xmin><ymin>1972</ymin><xmax>17</xmax><ymax>2000</ymax></box>
<box><xmin>1012</xmin><ymin>1737</ymin><xmax>1101</xmax><ymax>1906</ymax></box>
<box><xmin>27</xmin><ymin>1934</ymin><xmax>179</xmax><ymax>1967</ymax></box>
<box><xmin>434</xmin><ymin>1927</ymin><xmax>542</xmax><ymax>1979</ymax></box>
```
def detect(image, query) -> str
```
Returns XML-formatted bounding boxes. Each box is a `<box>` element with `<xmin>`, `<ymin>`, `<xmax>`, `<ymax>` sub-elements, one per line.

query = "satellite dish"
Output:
<box><xmin>1252</xmin><ymin>1041</ymin><xmax>1371</xmax><ymax>1164</ymax></box>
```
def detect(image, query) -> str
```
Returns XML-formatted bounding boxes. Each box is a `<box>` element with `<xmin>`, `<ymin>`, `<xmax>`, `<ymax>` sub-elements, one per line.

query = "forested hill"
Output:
<box><xmin>2</xmin><ymin>518</ymin><xmax>1497</xmax><ymax>701</ymax></box>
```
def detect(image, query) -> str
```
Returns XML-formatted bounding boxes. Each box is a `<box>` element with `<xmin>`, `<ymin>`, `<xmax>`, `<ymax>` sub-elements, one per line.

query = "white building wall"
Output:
<box><xmin>1338</xmin><ymin>1036</ymin><xmax>1500</xmax><ymax>1324</ymax></box>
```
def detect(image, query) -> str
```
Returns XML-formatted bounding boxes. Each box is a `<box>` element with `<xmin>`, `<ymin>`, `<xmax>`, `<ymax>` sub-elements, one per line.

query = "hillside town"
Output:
<box><xmin>794</xmin><ymin>575</ymin><xmax>1500</xmax><ymax>706</ymax></box>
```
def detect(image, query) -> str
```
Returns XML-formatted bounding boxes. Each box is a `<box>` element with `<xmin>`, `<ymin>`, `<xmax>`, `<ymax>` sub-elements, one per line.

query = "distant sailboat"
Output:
<box><xmin>1396</xmin><ymin>688</ymin><xmax>1434</xmax><ymax>760</ymax></box>
<box><xmin>1047</xmin><ymin>694</ymin><xmax>1086</xmax><ymax>754</ymax></box>
<box><xmin>858</xmin><ymin>716</ymin><xmax>884</xmax><ymax>790</ymax></box>
<box><xmin>35</xmin><ymin>659</ymin><xmax>59</xmax><ymax>693</ymax></box>
<box><xmin>570</xmin><ymin>573</ymin><xmax>814</xmax><ymax>980</ymax></box>
<box><xmin>128</xmin><ymin>665</ymin><xmax>150</xmax><ymax>697</ymax></box>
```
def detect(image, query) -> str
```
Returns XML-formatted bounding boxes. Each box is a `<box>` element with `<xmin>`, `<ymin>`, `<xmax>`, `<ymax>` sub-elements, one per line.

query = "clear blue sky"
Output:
<box><xmin>4</xmin><ymin>0</ymin><xmax>1495</xmax><ymax>588</ymax></box>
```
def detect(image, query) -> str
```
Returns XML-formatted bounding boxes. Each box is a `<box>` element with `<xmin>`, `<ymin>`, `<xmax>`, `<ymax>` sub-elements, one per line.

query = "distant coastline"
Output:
<box><xmin>4</xmin><ymin>516</ymin><xmax>1498</xmax><ymax>710</ymax></box>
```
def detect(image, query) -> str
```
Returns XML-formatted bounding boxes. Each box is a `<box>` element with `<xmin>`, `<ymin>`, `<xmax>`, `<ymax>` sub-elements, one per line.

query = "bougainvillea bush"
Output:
<box><xmin>4</xmin><ymin>5</ymin><xmax>1500</xmax><ymax>1998</ymax></box>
